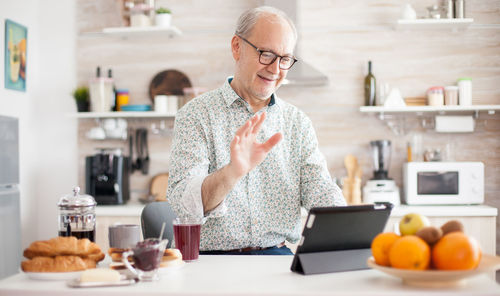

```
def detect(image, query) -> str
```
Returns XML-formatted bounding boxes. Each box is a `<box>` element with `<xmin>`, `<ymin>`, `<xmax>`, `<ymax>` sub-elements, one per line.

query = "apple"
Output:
<box><xmin>399</xmin><ymin>213</ymin><xmax>430</xmax><ymax>236</ymax></box>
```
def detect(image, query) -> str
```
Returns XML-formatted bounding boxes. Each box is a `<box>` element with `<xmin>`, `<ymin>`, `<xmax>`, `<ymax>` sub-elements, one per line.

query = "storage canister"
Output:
<box><xmin>457</xmin><ymin>78</ymin><xmax>472</xmax><ymax>106</ymax></box>
<box><xmin>444</xmin><ymin>86</ymin><xmax>459</xmax><ymax>105</ymax></box>
<box><xmin>116</xmin><ymin>89</ymin><xmax>129</xmax><ymax>111</ymax></box>
<box><xmin>427</xmin><ymin>86</ymin><xmax>444</xmax><ymax>106</ymax></box>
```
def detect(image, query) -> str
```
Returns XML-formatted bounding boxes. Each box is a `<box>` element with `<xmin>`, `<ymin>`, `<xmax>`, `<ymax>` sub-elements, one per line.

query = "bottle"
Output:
<box><xmin>108</xmin><ymin>69</ymin><xmax>117</xmax><ymax>111</ymax></box>
<box><xmin>364</xmin><ymin>61</ymin><xmax>376</xmax><ymax>106</ymax></box>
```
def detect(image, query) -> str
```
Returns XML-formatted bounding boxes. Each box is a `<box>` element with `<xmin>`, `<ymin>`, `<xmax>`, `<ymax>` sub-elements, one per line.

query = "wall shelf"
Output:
<box><xmin>395</xmin><ymin>18</ymin><xmax>474</xmax><ymax>30</ymax></box>
<box><xmin>360</xmin><ymin>105</ymin><xmax>500</xmax><ymax>135</ymax></box>
<box><xmin>81</xmin><ymin>26</ymin><xmax>182</xmax><ymax>38</ymax></box>
<box><xmin>69</xmin><ymin>111</ymin><xmax>176</xmax><ymax>119</ymax></box>
<box><xmin>360</xmin><ymin>105</ymin><xmax>500</xmax><ymax>117</ymax></box>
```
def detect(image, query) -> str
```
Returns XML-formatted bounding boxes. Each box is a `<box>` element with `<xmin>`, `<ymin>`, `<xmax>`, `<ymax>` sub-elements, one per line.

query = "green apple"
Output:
<box><xmin>399</xmin><ymin>213</ymin><xmax>430</xmax><ymax>236</ymax></box>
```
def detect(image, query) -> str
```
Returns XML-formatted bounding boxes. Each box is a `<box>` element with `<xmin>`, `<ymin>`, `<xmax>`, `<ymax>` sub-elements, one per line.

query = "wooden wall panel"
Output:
<box><xmin>76</xmin><ymin>0</ymin><xmax>500</xmax><ymax>253</ymax></box>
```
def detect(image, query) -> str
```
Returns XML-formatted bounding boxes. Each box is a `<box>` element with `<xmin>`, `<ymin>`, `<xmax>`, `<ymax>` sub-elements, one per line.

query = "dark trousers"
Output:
<box><xmin>200</xmin><ymin>245</ymin><xmax>294</xmax><ymax>255</ymax></box>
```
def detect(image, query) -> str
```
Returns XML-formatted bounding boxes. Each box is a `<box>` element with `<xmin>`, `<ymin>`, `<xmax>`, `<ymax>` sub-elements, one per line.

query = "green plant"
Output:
<box><xmin>155</xmin><ymin>7</ymin><xmax>171</xmax><ymax>14</ymax></box>
<box><xmin>72</xmin><ymin>86</ymin><xmax>89</xmax><ymax>102</ymax></box>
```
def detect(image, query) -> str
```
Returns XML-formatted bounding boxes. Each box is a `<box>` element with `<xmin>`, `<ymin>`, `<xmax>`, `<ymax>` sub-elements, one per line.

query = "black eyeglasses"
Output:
<box><xmin>237</xmin><ymin>35</ymin><xmax>297</xmax><ymax>70</ymax></box>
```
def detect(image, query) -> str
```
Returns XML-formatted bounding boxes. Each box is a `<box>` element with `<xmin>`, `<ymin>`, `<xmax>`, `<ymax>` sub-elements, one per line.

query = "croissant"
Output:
<box><xmin>23</xmin><ymin>237</ymin><xmax>103</xmax><ymax>262</ymax></box>
<box><xmin>21</xmin><ymin>256</ymin><xmax>96</xmax><ymax>272</ymax></box>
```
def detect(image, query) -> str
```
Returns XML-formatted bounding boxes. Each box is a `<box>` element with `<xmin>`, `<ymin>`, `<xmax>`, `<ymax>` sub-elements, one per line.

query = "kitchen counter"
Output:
<box><xmin>1</xmin><ymin>255</ymin><xmax>499</xmax><ymax>295</ymax></box>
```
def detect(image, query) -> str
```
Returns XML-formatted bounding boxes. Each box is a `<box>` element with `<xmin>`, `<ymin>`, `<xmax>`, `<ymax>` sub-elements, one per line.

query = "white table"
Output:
<box><xmin>1</xmin><ymin>255</ymin><xmax>499</xmax><ymax>295</ymax></box>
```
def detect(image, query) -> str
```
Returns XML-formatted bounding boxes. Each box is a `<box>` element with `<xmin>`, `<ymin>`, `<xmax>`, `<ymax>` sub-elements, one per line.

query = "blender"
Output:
<box><xmin>362</xmin><ymin>140</ymin><xmax>400</xmax><ymax>205</ymax></box>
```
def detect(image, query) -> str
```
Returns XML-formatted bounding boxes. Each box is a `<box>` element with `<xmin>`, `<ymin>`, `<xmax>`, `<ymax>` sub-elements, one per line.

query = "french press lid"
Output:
<box><xmin>57</xmin><ymin>186</ymin><xmax>96</xmax><ymax>209</ymax></box>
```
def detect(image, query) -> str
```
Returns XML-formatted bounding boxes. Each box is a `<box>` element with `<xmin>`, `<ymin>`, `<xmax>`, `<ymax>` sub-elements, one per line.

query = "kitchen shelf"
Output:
<box><xmin>70</xmin><ymin>111</ymin><xmax>176</xmax><ymax>119</ymax></box>
<box><xmin>360</xmin><ymin>105</ymin><xmax>500</xmax><ymax>135</ymax></box>
<box><xmin>395</xmin><ymin>18</ymin><xmax>474</xmax><ymax>30</ymax></box>
<box><xmin>359</xmin><ymin>105</ymin><xmax>500</xmax><ymax>116</ymax></box>
<box><xmin>82</xmin><ymin>26</ymin><xmax>182</xmax><ymax>38</ymax></box>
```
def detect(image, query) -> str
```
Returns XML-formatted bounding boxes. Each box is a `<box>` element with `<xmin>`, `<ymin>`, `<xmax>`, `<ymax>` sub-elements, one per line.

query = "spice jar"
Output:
<box><xmin>57</xmin><ymin>187</ymin><xmax>96</xmax><ymax>242</ymax></box>
<box><xmin>444</xmin><ymin>86</ymin><xmax>459</xmax><ymax>105</ymax></box>
<box><xmin>427</xmin><ymin>86</ymin><xmax>444</xmax><ymax>106</ymax></box>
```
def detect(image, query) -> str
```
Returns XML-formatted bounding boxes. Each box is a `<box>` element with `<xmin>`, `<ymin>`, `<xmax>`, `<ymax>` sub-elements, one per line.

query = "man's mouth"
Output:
<box><xmin>258</xmin><ymin>74</ymin><xmax>276</xmax><ymax>82</ymax></box>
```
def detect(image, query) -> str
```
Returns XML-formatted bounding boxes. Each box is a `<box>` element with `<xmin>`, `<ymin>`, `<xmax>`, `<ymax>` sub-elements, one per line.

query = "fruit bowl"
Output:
<box><xmin>367</xmin><ymin>254</ymin><xmax>500</xmax><ymax>288</ymax></box>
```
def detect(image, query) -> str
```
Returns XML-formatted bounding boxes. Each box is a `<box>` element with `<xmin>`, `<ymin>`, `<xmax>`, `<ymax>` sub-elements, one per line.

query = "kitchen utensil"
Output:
<box><xmin>133</xmin><ymin>128</ymin><xmax>150</xmax><ymax>175</ymax></box>
<box><xmin>344</xmin><ymin>154</ymin><xmax>357</xmax><ymax>180</ymax></box>
<box><xmin>150</xmin><ymin>173</ymin><xmax>169</xmax><ymax>201</ymax></box>
<box><xmin>57</xmin><ymin>187</ymin><xmax>96</xmax><ymax>241</ymax></box>
<box><xmin>148</xmin><ymin>70</ymin><xmax>192</xmax><ymax>103</ymax></box>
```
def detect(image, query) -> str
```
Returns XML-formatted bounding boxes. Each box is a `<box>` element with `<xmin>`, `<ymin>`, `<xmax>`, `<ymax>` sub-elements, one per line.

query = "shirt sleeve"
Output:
<box><xmin>166</xmin><ymin>106</ymin><xmax>227</xmax><ymax>220</ymax></box>
<box><xmin>298</xmin><ymin>114</ymin><xmax>347</xmax><ymax>209</ymax></box>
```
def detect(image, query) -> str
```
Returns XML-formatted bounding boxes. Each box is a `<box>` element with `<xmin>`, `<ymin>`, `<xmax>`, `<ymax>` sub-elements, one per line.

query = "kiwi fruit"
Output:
<box><xmin>440</xmin><ymin>220</ymin><xmax>464</xmax><ymax>235</ymax></box>
<box><xmin>415</xmin><ymin>226</ymin><xmax>443</xmax><ymax>245</ymax></box>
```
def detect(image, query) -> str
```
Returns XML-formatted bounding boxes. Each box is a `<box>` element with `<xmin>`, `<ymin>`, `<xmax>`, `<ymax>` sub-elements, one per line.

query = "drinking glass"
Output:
<box><xmin>173</xmin><ymin>217</ymin><xmax>201</xmax><ymax>262</ymax></box>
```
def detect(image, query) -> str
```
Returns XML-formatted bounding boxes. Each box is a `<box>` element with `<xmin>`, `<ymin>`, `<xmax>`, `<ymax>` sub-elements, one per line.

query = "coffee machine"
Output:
<box><xmin>362</xmin><ymin>140</ymin><xmax>400</xmax><ymax>205</ymax></box>
<box><xmin>85</xmin><ymin>148</ymin><xmax>130</xmax><ymax>205</ymax></box>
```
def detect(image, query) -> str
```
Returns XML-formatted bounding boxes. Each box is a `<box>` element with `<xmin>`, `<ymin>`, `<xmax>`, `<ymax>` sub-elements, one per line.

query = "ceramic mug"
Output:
<box><xmin>108</xmin><ymin>224</ymin><xmax>142</xmax><ymax>249</ymax></box>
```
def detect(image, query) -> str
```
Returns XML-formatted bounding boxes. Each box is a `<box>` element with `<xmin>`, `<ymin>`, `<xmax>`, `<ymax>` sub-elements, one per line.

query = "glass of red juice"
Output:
<box><xmin>173</xmin><ymin>217</ymin><xmax>201</xmax><ymax>262</ymax></box>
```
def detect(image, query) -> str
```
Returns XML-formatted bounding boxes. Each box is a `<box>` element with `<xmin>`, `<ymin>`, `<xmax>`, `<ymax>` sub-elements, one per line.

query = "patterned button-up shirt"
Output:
<box><xmin>167</xmin><ymin>78</ymin><xmax>346</xmax><ymax>251</ymax></box>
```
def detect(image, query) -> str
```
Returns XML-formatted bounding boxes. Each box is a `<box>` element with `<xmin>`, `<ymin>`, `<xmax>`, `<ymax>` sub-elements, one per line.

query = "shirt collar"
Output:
<box><xmin>222</xmin><ymin>77</ymin><xmax>277</xmax><ymax>108</ymax></box>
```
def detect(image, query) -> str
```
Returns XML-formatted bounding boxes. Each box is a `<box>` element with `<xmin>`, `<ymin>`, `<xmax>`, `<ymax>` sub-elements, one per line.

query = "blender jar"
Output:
<box><xmin>57</xmin><ymin>186</ymin><xmax>97</xmax><ymax>241</ymax></box>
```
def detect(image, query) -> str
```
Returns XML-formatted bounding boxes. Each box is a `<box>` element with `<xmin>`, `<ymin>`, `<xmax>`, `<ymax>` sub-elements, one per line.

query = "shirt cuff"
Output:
<box><xmin>181</xmin><ymin>175</ymin><xmax>227</xmax><ymax>220</ymax></box>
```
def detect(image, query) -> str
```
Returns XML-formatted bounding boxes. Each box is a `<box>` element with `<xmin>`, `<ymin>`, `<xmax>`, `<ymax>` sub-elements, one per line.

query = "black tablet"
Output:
<box><xmin>291</xmin><ymin>202</ymin><xmax>393</xmax><ymax>274</ymax></box>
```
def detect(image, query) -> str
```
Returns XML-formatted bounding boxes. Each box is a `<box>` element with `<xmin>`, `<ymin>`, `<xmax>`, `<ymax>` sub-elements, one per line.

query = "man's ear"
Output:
<box><xmin>231</xmin><ymin>35</ymin><xmax>240</xmax><ymax>61</ymax></box>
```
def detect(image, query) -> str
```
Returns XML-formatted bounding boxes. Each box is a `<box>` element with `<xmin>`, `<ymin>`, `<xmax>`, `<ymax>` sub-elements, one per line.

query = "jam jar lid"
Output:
<box><xmin>57</xmin><ymin>186</ymin><xmax>96</xmax><ymax>208</ymax></box>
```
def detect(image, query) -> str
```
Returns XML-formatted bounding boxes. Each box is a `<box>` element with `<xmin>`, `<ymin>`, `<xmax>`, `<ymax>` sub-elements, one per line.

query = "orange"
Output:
<box><xmin>389</xmin><ymin>235</ymin><xmax>430</xmax><ymax>270</ymax></box>
<box><xmin>432</xmin><ymin>232</ymin><xmax>482</xmax><ymax>270</ymax></box>
<box><xmin>371</xmin><ymin>232</ymin><xmax>400</xmax><ymax>266</ymax></box>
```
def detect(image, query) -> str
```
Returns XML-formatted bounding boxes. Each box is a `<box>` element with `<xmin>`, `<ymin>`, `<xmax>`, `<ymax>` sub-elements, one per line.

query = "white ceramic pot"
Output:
<box><xmin>155</xmin><ymin>13</ymin><xmax>172</xmax><ymax>27</ymax></box>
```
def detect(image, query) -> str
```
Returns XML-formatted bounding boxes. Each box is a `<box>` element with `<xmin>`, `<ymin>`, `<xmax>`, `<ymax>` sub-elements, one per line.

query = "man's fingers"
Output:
<box><xmin>251</xmin><ymin>112</ymin><xmax>266</xmax><ymax>135</ymax></box>
<box><xmin>230</xmin><ymin>135</ymin><xmax>240</xmax><ymax>150</ymax></box>
<box><xmin>236</xmin><ymin>120</ymin><xmax>251</xmax><ymax>137</ymax></box>
<box><xmin>261</xmin><ymin>132</ymin><xmax>282</xmax><ymax>152</ymax></box>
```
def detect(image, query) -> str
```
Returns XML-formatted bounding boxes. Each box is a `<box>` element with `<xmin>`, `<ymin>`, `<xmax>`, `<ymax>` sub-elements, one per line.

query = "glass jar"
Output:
<box><xmin>427</xmin><ymin>86</ymin><xmax>444</xmax><ymax>106</ymax></box>
<box><xmin>444</xmin><ymin>86</ymin><xmax>459</xmax><ymax>105</ymax></box>
<box><xmin>57</xmin><ymin>186</ymin><xmax>96</xmax><ymax>242</ymax></box>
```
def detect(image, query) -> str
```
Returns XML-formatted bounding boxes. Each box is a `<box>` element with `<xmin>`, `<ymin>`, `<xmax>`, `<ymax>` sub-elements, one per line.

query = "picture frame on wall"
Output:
<box><xmin>4</xmin><ymin>19</ymin><xmax>27</xmax><ymax>92</ymax></box>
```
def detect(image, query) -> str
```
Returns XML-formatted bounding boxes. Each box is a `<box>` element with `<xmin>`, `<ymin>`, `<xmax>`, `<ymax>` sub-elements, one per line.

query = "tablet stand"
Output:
<box><xmin>291</xmin><ymin>248</ymin><xmax>372</xmax><ymax>275</ymax></box>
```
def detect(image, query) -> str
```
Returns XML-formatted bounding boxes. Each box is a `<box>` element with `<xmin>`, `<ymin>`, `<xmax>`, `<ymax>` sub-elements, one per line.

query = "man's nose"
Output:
<box><xmin>266</xmin><ymin>57</ymin><xmax>281</xmax><ymax>74</ymax></box>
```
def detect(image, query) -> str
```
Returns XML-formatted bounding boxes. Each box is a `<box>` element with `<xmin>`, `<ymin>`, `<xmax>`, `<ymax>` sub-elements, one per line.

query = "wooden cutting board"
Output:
<box><xmin>150</xmin><ymin>173</ymin><xmax>169</xmax><ymax>201</ymax></box>
<box><xmin>148</xmin><ymin>69</ymin><xmax>192</xmax><ymax>102</ymax></box>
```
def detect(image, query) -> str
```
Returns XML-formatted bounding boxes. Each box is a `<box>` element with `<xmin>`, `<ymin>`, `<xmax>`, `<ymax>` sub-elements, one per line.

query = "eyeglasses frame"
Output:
<box><xmin>236</xmin><ymin>34</ymin><xmax>298</xmax><ymax>70</ymax></box>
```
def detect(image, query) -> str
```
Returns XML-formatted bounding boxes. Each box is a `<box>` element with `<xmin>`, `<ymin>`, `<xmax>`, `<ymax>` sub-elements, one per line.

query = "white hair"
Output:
<box><xmin>235</xmin><ymin>6</ymin><xmax>297</xmax><ymax>41</ymax></box>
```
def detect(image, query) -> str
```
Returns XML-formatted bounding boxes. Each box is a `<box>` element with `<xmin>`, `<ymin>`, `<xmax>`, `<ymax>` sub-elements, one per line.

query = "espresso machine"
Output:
<box><xmin>85</xmin><ymin>148</ymin><xmax>130</xmax><ymax>205</ymax></box>
<box><xmin>362</xmin><ymin>140</ymin><xmax>400</xmax><ymax>205</ymax></box>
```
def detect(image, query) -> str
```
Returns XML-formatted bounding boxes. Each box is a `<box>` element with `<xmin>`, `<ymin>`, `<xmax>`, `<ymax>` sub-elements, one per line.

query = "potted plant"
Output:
<box><xmin>155</xmin><ymin>7</ymin><xmax>172</xmax><ymax>27</ymax></box>
<box><xmin>72</xmin><ymin>86</ymin><xmax>90</xmax><ymax>112</ymax></box>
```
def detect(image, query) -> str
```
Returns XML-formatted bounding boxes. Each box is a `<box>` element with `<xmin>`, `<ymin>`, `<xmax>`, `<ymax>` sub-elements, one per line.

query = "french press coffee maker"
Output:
<box><xmin>57</xmin><ymin>186</ymin><xmax>97</xmax><ymax>242</ymax></box>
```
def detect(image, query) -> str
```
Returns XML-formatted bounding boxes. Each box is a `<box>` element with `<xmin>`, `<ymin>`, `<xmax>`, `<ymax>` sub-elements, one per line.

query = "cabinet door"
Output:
<box><xmin>96</xmin><ymin>216</ymin><xmax>142</xmax><ymax>252</ymax></box>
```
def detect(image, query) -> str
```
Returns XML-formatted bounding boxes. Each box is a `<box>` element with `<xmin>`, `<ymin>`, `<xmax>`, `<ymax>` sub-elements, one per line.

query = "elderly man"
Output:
<box><xmin>167</xmin><ymin>6</ymin><xmax>345</xmax><ymax>255</ymax></box>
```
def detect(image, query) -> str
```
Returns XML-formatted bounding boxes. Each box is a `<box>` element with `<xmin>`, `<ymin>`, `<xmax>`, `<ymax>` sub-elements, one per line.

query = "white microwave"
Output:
<box><xmin>403</xmin><ymin>162</ymin><xmax>484</xmax><ymax>205</ymax></box>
